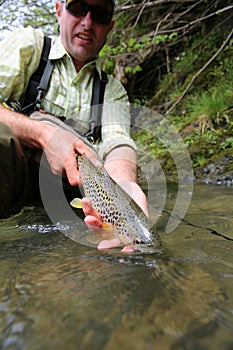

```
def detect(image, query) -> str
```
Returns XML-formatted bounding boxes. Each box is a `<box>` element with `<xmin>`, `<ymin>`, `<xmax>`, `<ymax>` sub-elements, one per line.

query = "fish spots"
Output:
<box><xmin>78</xmin><ymin>155</ymin><xmax>154</xmax><ymax>247</ymax></box>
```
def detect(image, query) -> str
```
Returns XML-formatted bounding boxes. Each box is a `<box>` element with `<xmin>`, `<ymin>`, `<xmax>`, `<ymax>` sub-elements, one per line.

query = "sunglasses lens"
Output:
<box><xmin>66</xmin><ymin>0</ymin><xmax>87</xmax><ymax>16</ymax></box>
<box><xmin>92</xmin><ymin>6</ymin><xmax>113</xmax><ymax>25</ymax></box>
<box><xmin>65</xmin><ymin>0</ymin><xmax>113</xmax><ymax>25</ymax></box>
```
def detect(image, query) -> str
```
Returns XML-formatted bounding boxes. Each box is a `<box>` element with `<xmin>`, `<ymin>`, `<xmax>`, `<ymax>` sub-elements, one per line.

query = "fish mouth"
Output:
<box><xmin>132</xmin><ymin>243</ymin><xmax>156</xmax><ymax>254</ymax></box>
<box><xmin>133</xmin><ymin>239</ymin><xmax>153</xmax><ymax>247</ymax></box>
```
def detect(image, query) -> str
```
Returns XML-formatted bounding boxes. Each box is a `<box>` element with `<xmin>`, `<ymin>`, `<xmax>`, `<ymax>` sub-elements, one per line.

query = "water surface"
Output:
<box><xmin>0</xmin><ymin>184</ymin><xmax>232</xmax><ymax>350</ymax></box>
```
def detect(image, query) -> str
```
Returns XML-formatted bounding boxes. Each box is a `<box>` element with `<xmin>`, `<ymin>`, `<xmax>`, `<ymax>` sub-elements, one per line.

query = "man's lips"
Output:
<box><xmin>76</xmin><ymin>33</ymin><xmax>93</xmax><ymax>42</ymax></box>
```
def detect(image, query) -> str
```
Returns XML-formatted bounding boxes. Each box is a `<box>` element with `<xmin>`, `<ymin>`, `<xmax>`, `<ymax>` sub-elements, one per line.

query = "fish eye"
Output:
<box><xmin>135</xmin><ymin>239</ymin><xmax>143</xmax><ymax>245</ymax></box>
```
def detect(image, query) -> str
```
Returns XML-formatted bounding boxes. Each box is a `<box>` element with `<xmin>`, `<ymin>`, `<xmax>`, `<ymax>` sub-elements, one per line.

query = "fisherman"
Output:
<box><xmin>0</xmin><ymin>0</ymin><xmax>148</xmax><ymax>249</ymax></box>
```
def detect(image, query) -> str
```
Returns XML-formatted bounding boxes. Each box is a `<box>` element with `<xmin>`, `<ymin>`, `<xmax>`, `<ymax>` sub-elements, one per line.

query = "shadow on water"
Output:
<box><xmin>0</xmin><ymin>184</ymin><xmax>233</xmax><ymax>350</ymax></box>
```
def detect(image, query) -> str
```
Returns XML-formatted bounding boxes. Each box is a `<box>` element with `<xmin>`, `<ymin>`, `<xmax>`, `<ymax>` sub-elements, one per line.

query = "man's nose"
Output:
<box><xmin>80</xmin><ymin>11</ymin><xmax>93</xmax><ymax>28</ymax></box>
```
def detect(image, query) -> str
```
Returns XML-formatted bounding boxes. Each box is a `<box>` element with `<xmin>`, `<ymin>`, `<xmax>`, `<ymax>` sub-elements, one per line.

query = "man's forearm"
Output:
<box><xmin>0</xmin><ymin>104</ymin><xmax>51</xmax><ymax>149</ymax></box>
<box><xmin>104</xmin><ymin>146</ymin><xmax>138</xmax><ymax>183</ymax></box>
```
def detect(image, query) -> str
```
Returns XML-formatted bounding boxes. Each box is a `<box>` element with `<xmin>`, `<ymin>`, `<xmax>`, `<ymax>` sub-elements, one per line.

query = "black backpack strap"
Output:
<box><xmin>65</xmin><ymin>68</ymin><xmax>108</xmax><ymax>143</ymax></box>
<box><xmin>85</xmin><ymin>68</ymin><xmax>108</xmax><ymax>143</ymax></box>
<box><xmin>22</xmin><ymin>36</ymin><xmax>53</xmax><ymax>114</ymax></box>
<box><xmin>34</xmin><ymin>58</ymin><xmax>54</xmax><ymax>111</ymax></box>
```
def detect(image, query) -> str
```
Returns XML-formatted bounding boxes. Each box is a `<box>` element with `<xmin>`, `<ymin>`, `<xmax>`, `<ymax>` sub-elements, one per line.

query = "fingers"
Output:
<box><xmin>64</xmin><ymin>138</ymin><xmax>89</xmax><ymax>186</ymax></box>
<box><xmin>121</xmin><ymin>245</ymin><xmax>135</xmax><ymax>253</ymax></box>
<box><xmin>64</xmin><ymin>154</ymin><xmax>80</xmax><ymax>186</ymax></box>
<box><xmin>65</xmin><ymin>139</ymin><xmax>101</xmax><ymax>186</ymax></box>
<box><xmin>97</xmin><ymin>238</ymin><xmax>122</xmax><ymax>250</ymax></box>
<box><xmin>97</xmin><ymin>239</ymin><xmax>135</xmax><ymax>252</ymax></box>
<box><xmin>82</xmin><ymin>198</ymin><xmax>102</xmax><ymax>222</ymax></box>
<box><xmin>84</xmin><ymin>215</ymin><xmax>102</xmax><ymax>228</ymax></box>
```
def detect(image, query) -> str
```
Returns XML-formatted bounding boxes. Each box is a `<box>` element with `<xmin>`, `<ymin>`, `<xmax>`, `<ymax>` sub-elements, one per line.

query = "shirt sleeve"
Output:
<box><xmin>98</xmin><ymin>75</ymin><xmax>137</xmax><ymax>159</ymax></box>
<box><xmin>0</xmin><ymin>27</ymin><xmax>44</xmax><ymax>103</ymax></box>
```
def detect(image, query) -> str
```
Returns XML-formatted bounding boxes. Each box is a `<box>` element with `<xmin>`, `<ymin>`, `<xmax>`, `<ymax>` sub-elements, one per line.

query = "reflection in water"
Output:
<box><xmin>0</xmin><ymin>185</ymin><xmax>233</xmax><ymax>349</ymax></box>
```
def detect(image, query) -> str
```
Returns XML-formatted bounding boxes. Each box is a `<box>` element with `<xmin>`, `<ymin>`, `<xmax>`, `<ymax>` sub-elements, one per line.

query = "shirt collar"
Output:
<box><xmin>49</xmin><ymin>36</ymin><xmax>66</xmax><ymax>60</ymax></box>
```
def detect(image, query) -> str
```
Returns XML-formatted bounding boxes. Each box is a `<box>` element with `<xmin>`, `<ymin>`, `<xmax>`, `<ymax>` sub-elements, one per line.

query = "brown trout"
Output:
<box><xmin>72</xmin><ymin>155</ymin><xmax>156</xmax><ymax>248</ymax></box>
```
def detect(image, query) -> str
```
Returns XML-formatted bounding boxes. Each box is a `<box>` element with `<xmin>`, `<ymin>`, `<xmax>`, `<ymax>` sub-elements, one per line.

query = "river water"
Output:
<box><xmin>0</xmin><ymin>183</ymin><xmax>232</xmax><ymax>350</ymax></box>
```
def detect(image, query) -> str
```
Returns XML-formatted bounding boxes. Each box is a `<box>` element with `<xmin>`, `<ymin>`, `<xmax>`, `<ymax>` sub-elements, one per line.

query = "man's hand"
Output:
<box><xmin>41</xmin><ymin>124</ymin><xmax>93</xmax><ymax>186</ymax></box>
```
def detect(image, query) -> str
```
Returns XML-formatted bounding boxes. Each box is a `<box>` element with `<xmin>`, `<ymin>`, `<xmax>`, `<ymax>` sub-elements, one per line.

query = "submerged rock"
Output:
<box><xmin>195</xmin><ymin>155</ymin><xmax>233</xmax><ymax>186</ymax></box>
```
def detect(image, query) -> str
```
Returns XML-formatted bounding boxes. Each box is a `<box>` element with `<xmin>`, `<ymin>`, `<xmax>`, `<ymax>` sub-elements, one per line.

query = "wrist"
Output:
<box><xmin>35</xmin><ymin>120</ymin><xmax>56</xmax><ymax>150</ymax></box>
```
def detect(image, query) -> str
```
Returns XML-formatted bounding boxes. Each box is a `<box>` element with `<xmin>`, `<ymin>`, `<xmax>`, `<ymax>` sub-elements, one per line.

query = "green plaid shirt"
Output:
<box><xmin>0</xmin><ymin>27</ymin><xmax>136</xmax><ymax>158</ymax></box>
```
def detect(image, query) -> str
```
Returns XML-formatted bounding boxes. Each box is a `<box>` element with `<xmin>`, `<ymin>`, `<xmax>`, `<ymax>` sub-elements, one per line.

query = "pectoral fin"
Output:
<box><xmin>101</xmin><ymin>221</ymin><xmax>113</xmax><ymax>229</ymax></box>
<box><xmin>70</xmin><ymin>198</ymin><xmax>83</xmax><ymax>209</ymax></box>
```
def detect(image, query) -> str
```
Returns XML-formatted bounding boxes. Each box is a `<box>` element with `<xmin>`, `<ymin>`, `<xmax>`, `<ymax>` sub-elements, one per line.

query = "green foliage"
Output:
<box><xmin>133</xmin><ymin>129</ymin><xmax>168</xmax><ymax>160</ymax></box>
<box><xmin>0</xmin><ymin>0</ymin><xmax>57</xmax><ymax>35</ymax></box>
<box><xmin>100</xmin><ymin>31</ymin><xmax>177</xmax><ymax>75</ymax></box>
<box><xmin>187</xmin><ymin>89</ymin><xmax>232</xmax><ymax>128</ymax></box>
<box><xmin>125</xmin><ymin>65</ymin><xmax>142</xmax><ymax>74</ymax></box>
<box><xmin>194</xmin><ymin>155</ymin><xmax>206</xmax><ymax>168</ymax></box>
<box><xmin>220</xmin><ymin>137</ymin><xmax>233</xmax><ymax>150</ymax></box>
<box><xmin>185</xmin><ymin>45</ymin><xmax>233</xmax><ymax>129</ymax></box>
<box><xmin>142</xmin><ymin>25</ymin><xmax>233</xmax><ymax>174</ymax></box>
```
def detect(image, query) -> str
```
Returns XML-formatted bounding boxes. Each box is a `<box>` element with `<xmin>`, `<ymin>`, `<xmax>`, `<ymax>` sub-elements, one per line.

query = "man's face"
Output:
<box><xmin>56</xmin><ymin>0</ymin><xmax>114</xmax><ymax>68</ymax></box>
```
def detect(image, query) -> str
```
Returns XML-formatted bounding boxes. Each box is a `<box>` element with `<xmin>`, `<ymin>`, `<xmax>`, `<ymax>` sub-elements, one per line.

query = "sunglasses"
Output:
<box><xmin>65</xmin><ymin>0</ymin><xmax>113</xmax><ymax>26</ymax></box>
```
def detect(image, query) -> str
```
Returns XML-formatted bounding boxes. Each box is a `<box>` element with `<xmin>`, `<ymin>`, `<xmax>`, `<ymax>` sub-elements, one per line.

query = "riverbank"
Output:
<box><xmin>132</xmin><ymin>114</ymin><xmax>233</xmax><ymax>187</ymax></box>
<box><xmin>132</xmin><ymin>26</ymin><xmax>233</xmax><ymax>187</ymax></box>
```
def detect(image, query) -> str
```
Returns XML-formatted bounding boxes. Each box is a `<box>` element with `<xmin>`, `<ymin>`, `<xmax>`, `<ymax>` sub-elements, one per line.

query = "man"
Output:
<box><xmin>0</xmin><ymin>0</ymin><xmax>148</xmax><ymax>250</ymax></box>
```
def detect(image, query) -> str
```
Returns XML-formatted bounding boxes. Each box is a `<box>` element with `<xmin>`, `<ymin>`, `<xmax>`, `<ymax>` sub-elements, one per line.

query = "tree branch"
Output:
<box><xmin>165</xmin><ymin>28</ymin><xmax>233</xmax><ymax>116</ymax></box>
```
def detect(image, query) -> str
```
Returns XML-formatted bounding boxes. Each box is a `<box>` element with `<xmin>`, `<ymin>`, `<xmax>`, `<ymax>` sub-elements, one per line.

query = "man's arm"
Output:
<box><xmin>0</xmin><ymin>104</ymin><xmax>90</xmax><ymax>186</ymax></box>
